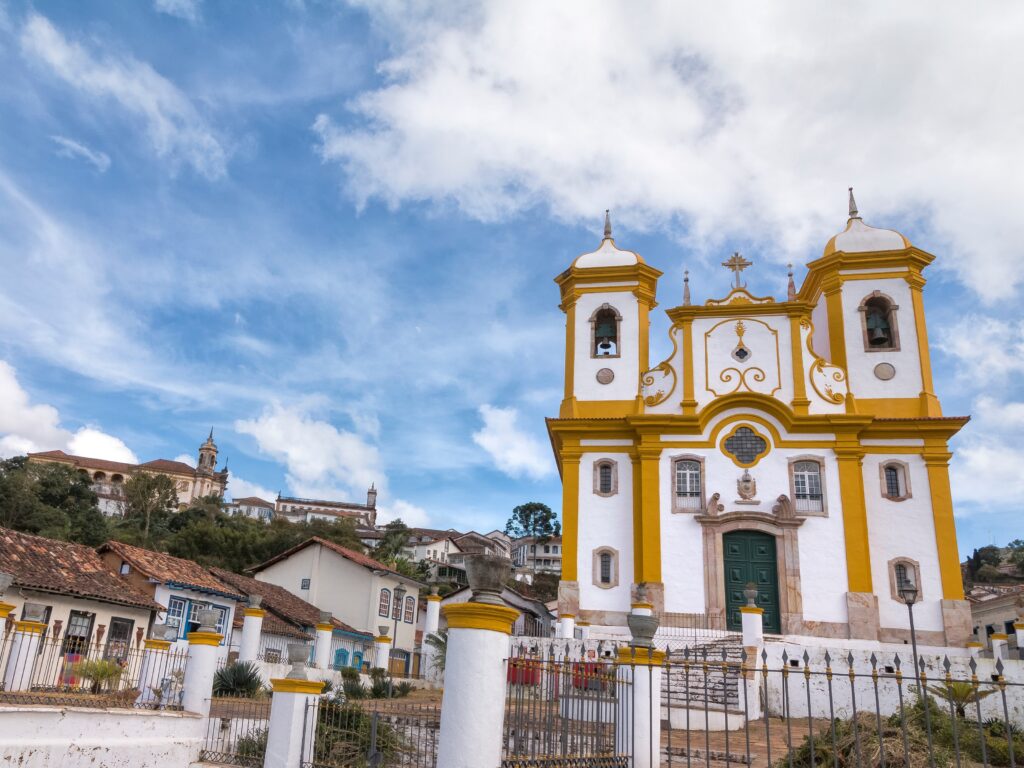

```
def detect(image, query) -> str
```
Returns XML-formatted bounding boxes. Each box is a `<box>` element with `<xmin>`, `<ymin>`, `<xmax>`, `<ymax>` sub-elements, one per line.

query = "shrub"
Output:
<box><xmin>340</xmin><ymin>666</ymin><xmax>361</xmax><ymax>682</ymax></box>
<box><xmin>236</xmin><ymin>727</ymin><xmax>268</xmax><ymax>760</ymax></box>
<box><xmin>394</xmin><ymin>681</ymin><xmax>414</xmax><ymax>697</ymax></box>
<box><xmin>315</xmin><ymin>702</ymin><xmax>406</xmax><ymax>764</ymax></box>
<box><xmin>213</xmin><ymin>660</ymin><xmax>264</xmax><ymax>697</ymax></box>
<box><xmin>70</xmin><ymin>659</ymin><xmax>124</xmax><ymax>694</ymax></box>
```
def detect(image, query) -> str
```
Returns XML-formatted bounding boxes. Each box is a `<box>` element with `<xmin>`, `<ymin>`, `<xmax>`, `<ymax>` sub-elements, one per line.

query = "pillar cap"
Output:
<box><xmin>13</xmin><ymin>620</ymin><xmax>47</xmax><ymax>634</ymax></box>
<box><xmin>0</xmin><ymin>600</ymin><xmax>16</xmax><ymax>619</ymax></box>
<box><xmin>630</xmin><ymin>602</ymin><xmax>654</xmax><ymax>610</ymax></box>
<box><xmin>316</xmin><ymin>622</ymin><xmax>334</xmax><ymax>632</ymax></box>
<box><xmin>991</xmin><ymin>633</ymin><xmax>1009</xmax><ymax>640</ymax></box>
<box><xmin>271</xmin><ymin>678</ymin><xmax>325</xmax><ymax>695</ymax></box>
<box><xmin>243</xmin><ymin>607</ymin><xmax>267</xmax><ymax>618</ymax></box>
<box><xmin>558</xmin><ymin>613</ymin><xmax>575</xmax><ymax>620</ymax></box>
<box><xmin>375</xmin><ymin>635</ymin><xmax>392</xmax><ymax>644</ymax></box>
<box><xmin>739</xmin><ymin>606</ymin><xmax>764</xmax><ymax>615</ymax></box>
<box><xmin>576</xmin><ymin>620</ymin><xmax>590</xmax><ymax>627</ymax></box>
<box><xmin>426</xmin><ymin>594</ymin><xmax>442</xmax><ymax>603</ymax></box>
<box><xmin>144</xmin><ymin>638</ymin><xmax>173</xmax><ymax>651</ymax></box>
<box><xmin>443</xmin><ymin>602</ymin><xmax>520</xmax><ymax>635</ymax></box>
<box><xmin>966</xmin><ymin>641</ymin><xmax>984</xmax><ymax>648</ymax></box>
<box><xmin>187</xmin><ymin>631</ymin><xmax>224</xmax><ymax>647</ymax></box>
<box><xmin>1014</xmin><ymin>623</ymin><xmax>1024</xmax><ymax>630</ymax></box>
<box><xmin>616</xmin><ymin>646</ymin><xmax>666</xmax><ymax>666</ymax></box>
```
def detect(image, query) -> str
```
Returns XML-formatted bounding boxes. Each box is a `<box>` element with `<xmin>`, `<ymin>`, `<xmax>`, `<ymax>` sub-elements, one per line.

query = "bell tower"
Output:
<box><xmin>197</xmin><ymin>429</ymin><xmax>218</xmax><ymax>472</ymax></box>
<box><xmin>555</xmin><ymin>212</ymin><xmax>662</xmax><ymax>418</ymax></box>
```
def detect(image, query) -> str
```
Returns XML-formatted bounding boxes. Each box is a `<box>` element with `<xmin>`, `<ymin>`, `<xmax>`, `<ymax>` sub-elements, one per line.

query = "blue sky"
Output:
<box><xmin>0</xmin><ymin>2</ymin><xmax>1022</xmax><ymax>554</ymax></box>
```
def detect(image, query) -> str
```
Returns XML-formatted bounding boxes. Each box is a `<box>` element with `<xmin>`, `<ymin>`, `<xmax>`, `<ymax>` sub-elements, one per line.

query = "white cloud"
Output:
<box><xmin>318</xmin><ymin>2</ymin><xmax>1024</xmax><ymax>300</ymax></box>
<box><xmin>21</xmin><ymin>13</ymin><xmax>226</xmax><ymax>178</ymax></box>
<box><xmin>936</xmin><ymin>316</ymin><xmax>1024</xmax><ymax>380</ymax></box>
<box><xmin>227</xmin><ymin>475</ymin><xmax>277</xmax><ymax>503</ymax></box>
<box><xmin>377</xmin><ymin>498</ymin><xmax>431</xmax><ymax>527</ymax></box>
<box><xmin>235</xmin><ymin>403</ymin><xmax>383</xmax><ymax>500</ymax></box>
<box><xmin>0</xmin><ymin>359</ymin><xmax>137</xmax><ymax>462</ymax></box>
<box><xmin>472</xmin><ymin>404</ymin><xmax>553</xmax><ymax>480</ymax></box>
<box><xmin>951</xmin><ymin>394</ymin><xmax>1024</xmax><ymax>511</ymax></box>
<box><xmin>173</xmin><ymin>453</ymin><xmax>197</xmax><ymax>468</ymax></box>
<box><xmin>50</xmin><ymin>135</ymin><xmax>110</xmax><ymax>172</ymax></box>
<box><xmin>153</xmin><ymin>0</ymin><xmax>202</xmax><ymax>24</ymax></box>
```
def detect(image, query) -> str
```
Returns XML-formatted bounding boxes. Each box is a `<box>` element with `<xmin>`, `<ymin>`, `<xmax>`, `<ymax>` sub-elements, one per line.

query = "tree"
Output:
<box><xmin>0</xmin><ymin>457</ymin><xmax>103</xmax><ymax>542</ymax></box>
<box><xmin>505</xmin><ymin>502</ymin><xmax>561</xmax><ymax>577</ymax></box>
<box><xmin>120</xmin><ymin>472</ymin><xmax>178</xmax><ymax>544</ymax></box>
<box><xmin>375</xmin><ymin>519</ymin><xmax>412</xmax><ymax>563</ymax></box>
<box><xmin>35</xmin><ymin>463</ymin><xmax>107</xmax><ymax>545</ymax></box>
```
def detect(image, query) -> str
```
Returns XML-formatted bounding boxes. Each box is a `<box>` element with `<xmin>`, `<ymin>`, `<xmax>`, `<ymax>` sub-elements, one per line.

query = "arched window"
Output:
<box><xmin>888</xmin><ymin>557</ymin><xmax>922</xmax><ymax>603</ymax></box>
<box><xmin>590</xmin><ymin>304</ymin><xmax>621</xmax><ymax>358</ymax></box>
<box><xmin>599</xmin><ymin>553</ymin><xmax>612</xmax><ymax>584</ymax></box>
<box><xmin>673</xmin><ymin>458</ymin><xmax>703</xmax><ymax>512</ymax></box>
<box><xmin>593</xmin><ymin>459</ymin><xmax>618</xmax><ymax>496</ymax></box>
<box><xmin>880</xmin><ymin>461</ymin><xmax>911</xmax><ymax>501</ymax></box>
<box><xmin>859</xmin><ymin>293</ymin><xmax>900</xmax><ymax>351</ymax></box>
<box><xmin>93</xmin><ymin>471</ymin><xmax>106</xmax><ymax>481</ymax></box>
<box><xmin>404</xmin><ymin>596</ymin><xmax>415</xmax><ymax>623</ymax></box>
<box><xmin>592</xmin><ymin>547</ymin><xmax>619</xmax><ymax>589</ymax></box>
<box><xmin>791</xmin><ymin>459</ymin><xmax>824</xmax><ymax>514</ymax></box>
<box><xmin>378</xmin><ymin>588</ymin><xmax>391</xmax><ymax>617</ymax></box>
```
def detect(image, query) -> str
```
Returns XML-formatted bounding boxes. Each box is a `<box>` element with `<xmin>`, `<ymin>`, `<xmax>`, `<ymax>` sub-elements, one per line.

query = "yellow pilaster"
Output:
<box><xmin>0</xmin><ymin>601</ymin><xmax>15</xmax><ymax>620</ymax></box>
<box><xmin>824</xmin><ymin>282</ymin><xmax>847</xmax><ymax>371</ymax></box>
<box><xmin>560</xmin><ymin>448</ymin><xmax>581</xmax><ymax>582</ymax></box>
<box><xmin>635</xmin><ymin>441</ymin><xmax>662</xmax><ymax>584</ymax></box>
<box><xmin>560</xmin><ymin>300</ymin><xmax>577</xmax><ymax>417</ymax></box>
<box><xmin>907</xmin><ymin>273</ymin><xmax>942</xmax><ymax>417</ymax></box>
<box><xmin>923</xmin><ymin>449</ymin><xmax>964</xmax><ymax>600</ymax></box>
<box><xmin>680</xmin><ymin>320</ymin><xmax>697</xmax><ymax>415</ymax></box>
<box><xmin>835</xmin><ymin>446</ymin><xmax>872</xmax><ymax>593</ymax></box>
<box><xmin>788</xmin><ymin>315</ymin><xmax>810</xmax><ymax>415</ymax></box>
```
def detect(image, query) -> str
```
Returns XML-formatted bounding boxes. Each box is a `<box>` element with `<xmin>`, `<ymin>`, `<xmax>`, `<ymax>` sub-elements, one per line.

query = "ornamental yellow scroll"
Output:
<box><xmin>800</xmin><ymin>318</ymin><xmax>848</xmax><ymax>404</ymax></box>
<box><xmin>639</xmin><ymin>326</ymin><xmax>679</xmax><ymax>406</ymax></box>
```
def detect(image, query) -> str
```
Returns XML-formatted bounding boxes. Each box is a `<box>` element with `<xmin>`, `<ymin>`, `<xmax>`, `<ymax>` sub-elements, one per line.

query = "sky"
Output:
<box><xmin>0</xmin><ymin>1</ymin><xmax>1022</xmax><ymax>554</ymax></box>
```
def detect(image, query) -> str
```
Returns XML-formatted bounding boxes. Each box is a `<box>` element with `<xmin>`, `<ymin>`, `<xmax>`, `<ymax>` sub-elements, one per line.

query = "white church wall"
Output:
<box><xmin>810</xmin><ymin>296</ymin><xmax>831</xmax><ymax>361</ymax></box>
<box><xmin>577</xmin><ymin>453</ymin><xmax>635</xmax><ymax>613</ymax></box>
<box><xmin>658</xmin><ymin>448</ymin><xmax>706</xmax><ymax>614</ymax></box>
<box><xmin>573</xmin><ymin>291</ymin><xmax>640</xmax><ymax>403</ymax></box>
<box><xmin>840</xmin><ymin>277</ymin><xmax>923</xmax><ymax>399</ymax></box>
<box><xmin>864</xmin><ymin>454</ymin><xmax>944</xmax><ymax>632</ymax></box>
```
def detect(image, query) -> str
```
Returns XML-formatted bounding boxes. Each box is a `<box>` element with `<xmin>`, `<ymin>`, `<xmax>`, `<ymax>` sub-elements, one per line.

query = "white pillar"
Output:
<box><xmin>558</xmin><ymin>614</ymin><xmax>575</xmax><ymax>639</ymax></box>
<box><xmin>0</xmin><ymin>600</ymin><xmax>14</xmax><ymax>633</ymax></box>
<box><xmin>134</xmin><ymin>637</ymin><xmax>173</xmax><ymax>707</ymax></box>
<box><xmin>741</xmin><ymin>606</ymin><xmax>764</xmax><ymax>649</ymax></box>
<box><xmin>314</xmin><ymin>621</ymin><xmax>333</xmax><ymax>670</ymax></box>
<box><xmin>437</xmin><ymin>602</ymin><xmax>519</xmax><ymax>768</ymax></box>
<box><xmin>2</xmin><ymin>620</ymin><xmax>46</xmax><ymax>692</ymax></box>
<box><xmin>615</xmin><ymin>646</ymin><xmax>664</xmax><ymax>768</ymax></box>
<box><xmin>1015</xmin><ymin>622</ymin><xmax>1024</xmax><ymax>658</ymax></box>
<box><xmin>264</xmin><ymin>677</ymin><xmax>325</xmax><ymax>768</ymax></box>
<box><xmin>966</xmin><ymin>641</ymin><xmax>983</xmax><ymax>660</ymax></box>
<box><xmin>239</xmin><ymin>607</ymin><xmax>266</xmax><ymax>663</ymax></box>
<box><xmin>182</xmin><ymin>629</ymin><xmax>222</xmax><ymax>716</ymax></box>
<box><xmin>373</xmin><ymin>635</ymin><xmax>391</xmax><ymax>670</ymax></box>
<box><xmin>423</xmin><ymin>594</ymin><xmax>442</xmax><ymax>680</ymax></box>
<box><xmin>991</xmin><ymin>633</ymin><xmax>1009</xmax><ymax>660</ymax></box>
<box><xmin>577</xmin><ymin>621</ymin><xmax>590</xmax><ymax>641</ymax></box>
<box><xmin>630</xmin><ymin>601</ymin><xmax>653</xmax><ymax>617</ymax></box>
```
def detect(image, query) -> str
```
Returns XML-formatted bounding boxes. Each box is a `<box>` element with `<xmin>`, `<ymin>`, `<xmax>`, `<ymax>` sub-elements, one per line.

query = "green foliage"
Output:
<box><xmin>927</xmin><ymin>680</ymin><xmax>997</xmax><ymax>718</ymax></box>
<box><xmin>509</xmin><ymin>571</ymin><xmax>560</xmax><ymax>602</ymax></box>
<box><xmin>213</xmin><ymin>661</ymin><xmax>264</xmax><ymax>697</ymax></box>
<box><xmin>375</xmin><ymin>520</ymin><xmax>412</xmax><ymax>562</ymax></box>
<box><xmin>70</xmin><ymin>659</ymin><xmax>124</xmax><ymax>693</ymax></box>
<box><xmin>0</xmin><ymin>457</ymin><xmax>102</xmax><ymax>542</ymax></box>
<box><xmin>314</xmin><ymin>702</ymin><xmax>406</xmax><ymax>766</ymax></box>
<box><xmin>424</xmin><ymin>629</ymin><xmax>447</xmax><ymax>673</ymax></box>
<box><xmin>120</xmin><ymin>472</ymin><xmax>178</xmax><ymax>544</ymax></box>
<box><xmin>505</xmin><ymin>502</ymin><xmax>561</xmax><ymax>564</ymax></box>
<box><xmin>235</xmin><ymin>727</ymin><xmax>268</xmax><ymax>760</ymax></box>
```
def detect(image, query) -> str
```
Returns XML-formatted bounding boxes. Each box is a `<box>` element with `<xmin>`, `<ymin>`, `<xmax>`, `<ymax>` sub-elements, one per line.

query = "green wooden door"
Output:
<box><xmin>723</xmin><ymin>531</ymin><xmax>781</xmax><ymax>634</ymax></box>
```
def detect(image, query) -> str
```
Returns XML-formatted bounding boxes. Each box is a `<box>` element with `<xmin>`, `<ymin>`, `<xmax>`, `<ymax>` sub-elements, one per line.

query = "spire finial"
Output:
<box><xmin>603</xmin><ymin>209</ymin><xmax>612</xmax><ymax>240</ymax></box>
<box><xmin>683</xmin><ymin>269</ymin><xmax>691</xmax><ymax>306</ymax></box>
<box><xmin>848</xmin><ymin>187</ymin><xmax>860</xmax><ymax>219</ymax></box>
<box><xmin>208</xmin><ymin>427</ymin><xmax>214</xmax><ymax>441</ymax></box>
<box><xmin>787</xmin><ymin>263</ymin><xmax>796</xmax><ymax>301</ymax></box>
<box><xmin>721</xmin><ymin>252</ymin><xmax>752</xmax><ymax>290</ymax></box>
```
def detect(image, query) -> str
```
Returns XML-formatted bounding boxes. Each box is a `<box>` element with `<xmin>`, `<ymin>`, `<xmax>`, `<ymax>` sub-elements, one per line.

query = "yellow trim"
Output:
<box><xmin>636</xmin><ymin>442</ymin><xmax>662</xmax><ymax>583</ymax></box>
<box><xmin>144</xmin><ymin>638</ymin><xmax>172</xmax><ymax>651</ymax></box>
<box><xmin>991</xmin><ymin>633</ymin><xmax>1009</xmax><ymax>641</ymax></box>
<box><xmin>923</xmin><ymin>451</ymin><xmax>964</xmax><ymax>600</ymax></box>
<box><xmin>558</xmin><ymin>613</ymin><xmax>575</xmax><ymax>620</ymax></box>
<box><xmin>1014</xmin><ymin>623</ymin><xmax>1024</xmax><ymax>631</ymax></box>
<box><xmin>789</xmin><ymin>316</ymin><xmax>809</xmax><ymax>414</ymax></box>
<box><xmin>560</xmin><ymin>451</ymin><xmax>581</xmax><ymax>581</ymax></box>
<box><xmin>630</xmin><ymin>602</ymin><xmax>654</xmax><ymax>610</ymax></box>
<box><xmin>187</xmin><ymin>631</ymin><xmax>224</xmax><ymax>647</ymax></box>
<box><xmin>638</xmin><ymin>300</ymin><xmax>650</xmax><ymax>395</ymax></box>
<box><xmin>563</xmin><ymin>302</ymin><xmax>576</xmax><ymax>405</ymax></box>
<box><xmin>631</xmin><ymin>452</ymin><xmax>643</xmax><ymax>578</ymax></box>
<box><xmin>375</xmin><ymin>636</ymin><xmax>392</xmax><ymax>644</ymax></box>
<box><xmin>966</xmin><ymin>641</ymin><xmax>983</xmax><ymax>648</ymax></box>
<box><xmin>616</xmin><ymin>646</ymin><xmax>666</xmax><ymax>666</ymax></box>
<box><xmin>426</xmin><ymin>594</ymin><xmax>442</xmax><ymax>603</ymax></box>
<box><xmin>835</xmin><ymin>448</ymin><xmax>872</xmax><ymax>592</ymax></box>
<box><xmin>14</xmin><ymin>620</ymin><xmax>46</xmax><ymax>634</ymax></box>
<box><xmin>570</xmin><ymin>400</ymin><xmax>638</xmax><ymax>418</ymax></box>
<box><xmin>576</xmin><ymin>620</ymin><xmax>590</xmax><ymax>627</ymax></box>
<box><xmin>719</xmin><ymin>422</ymin><xmax>771</xmax><ymax>468</ymax></box>
<box><xmin>856</xmin><ymin>398</ymin><xmax>928</xmax><ymax>418</ymax></box>
<box><xmin>442</xmin><ymin>603</ymin><xmax>520</xmax><ymax>635</ymax></box>
<box><xmin>0</xmin><ymin>601</ymin><xmax>15</xmax><ymax>620</ymax></box>
<box><xmin>680</xmin><ymin>320</ymin><xmax>697</xmax><ymax>414</ymax></box>
<box><xmin>702</xmin><ymin>317</ymin><xmax>782</xmax><ymax>399</ymax></box>
<box><xmin>824</xmin><ymin>285</ymin><xmax>847</xmax><ymax>372</ymax></box>
<box><xmin>271</xmin><ymin>678</ymin><xmax>326</xmax><ymax>695</ymax></box>
<box><xmin>243</xmin><ymin>607</ymin><xmax>267</xmax><ymax>618</ymax></box>
<box><xmin>739</xmin><ymin>606</ymin><xmax>764</xmax><ymax>615</ymax></box>
<box><xmin>316</xmin><ymin>622</ymin><xmax>334</xmax><ymax>632</ymax></box>
<box><xmin>907</xmin><ymin>276</ymin><xmax>942</xmax><ymax>417</ymax></box>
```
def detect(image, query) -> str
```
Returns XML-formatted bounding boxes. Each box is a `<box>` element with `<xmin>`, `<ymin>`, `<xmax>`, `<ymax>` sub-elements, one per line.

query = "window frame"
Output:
<box><xmin>378</xmin><ymin>588</ymin><xmax>392</xmax><ymax>618</ymax></box>
<box><xmin>879</xmin><ymin>460</ymin><xmax>912</xmax><ymax>502</ymax></box>
<box><xmin>788</xmin><ymin>456</ymin><xmax>828</xmax><ymax>516</ymax></box>
<box><xmin>404</xmin><ymin>595</ymin><xmax>415</xmax><ymax>624</ymax></box>
<box><xmin>589</xmin><ymin>303</ymin><xmax>623</xmax><ymax>359</ymax></box>
<box><xmin>888</xmin><ymin>557</ymin><xmax>922</xmax><ymax>603</ymax></box>
<box><xmin>593</xmin><ymin>458</ymin><xmax>619</xmax><ymax>497</ymax></box>
<box><xmin>671</xmin><ymin>454</ymin><xmax>705</xmax><ymax>514</ymax></box>
<box><xmin>858</xmin><ymin>291</ymin><xmax>901</xmax><ymax>352</ymax></box>
<box><xmin>592</xmin><ymin>546</ymin><xmax>620</xmax><ymax>590</ymax></box>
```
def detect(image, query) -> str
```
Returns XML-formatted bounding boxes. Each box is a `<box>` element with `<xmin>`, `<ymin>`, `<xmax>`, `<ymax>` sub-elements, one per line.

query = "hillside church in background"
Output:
<box><xmin>548</xmin><ymin>192</ymin><xmax>971</xmax><ymax>646</ymax></box>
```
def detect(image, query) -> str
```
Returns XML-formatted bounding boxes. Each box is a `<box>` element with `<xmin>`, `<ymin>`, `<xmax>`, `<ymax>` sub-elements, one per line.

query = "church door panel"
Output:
<box><xmin>723</xmin><ymin>531</ymin><xmax>781</xmax><ymax>634</ymax></box>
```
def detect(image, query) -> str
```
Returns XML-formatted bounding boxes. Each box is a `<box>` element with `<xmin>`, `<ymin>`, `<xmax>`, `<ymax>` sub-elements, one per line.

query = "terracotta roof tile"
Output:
<box><xmin>138</xmin><ymin>459</ymin><xmax>197</xmax><ymax>474</ymax></box>
<box><xmin>98</xmin><ymin>541</ymin><xmax>244</xmax><ymax>600</ymax></box>
<box><xmin>250</xmin><ymin>537</ymin><xmax>425</xmax><ymax>586</ymax></box>
<box><xmin>230</xmin><ymin>497</ymin><xmax>274</xmax><ymax>507</ymax></box>
<box><xmin>28</xmin><ymin>450</ymin><xmax>138</xmax><ymax>475</ymax></box>
<box><xmin>0</xmin><ymin>527</ymin><xmax>160</xmax><ymax>611</ymax></box>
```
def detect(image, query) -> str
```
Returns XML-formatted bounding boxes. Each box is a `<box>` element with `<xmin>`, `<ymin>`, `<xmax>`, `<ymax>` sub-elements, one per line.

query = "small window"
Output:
<box><xmin>880</xmin><ymin>461</ymin><xmax>911</xmax><ymax>501</ymax></box>
<box><xmin>599</xmin><ymin>553</ymin><xmax>612</xmax><ymax>584</ymax></box>
<box><xmin>119</xmin><ymin>561</ymin><xmax>131</xmax><ymax>575</ymax></box>
<box><xmin>378</xmin><ymin>589</ymin><xmax>391</xmax><ymax>617</ymax></box>
<box><xmin>592</xmin><ymin>547</ymin><xmax>619</xmax><ymax>589</ymax></box>
<box><xmin>593</xmin><ymin>460</ymin><xmax>618</xmax><ymax>497</ymax></box>
<box><xmin>590</xmin><ymin>304</ymin><xmax>621</xmax><ymax>358</ymax></box>
<box><xmin>673</xmin><ymin>458</ymin><xmax>703</xmax><ymax>512</ymax></box>
<box><xmin>300</xmin><ymin>578</ymin><xmax>311</xmax><ymax>590</ymax></box>
<box><xmin>859</xmin><ymin>292</ymin><xmax>900</xmax><ymax>352</ymax></box>
<box><xmin>888</xmin><ymin>557</ymin><xmax>922</xmax><ymax>603</ymax></box>
<box><xmin>404</xmin><ymin>596</ymin><xmax>415</xmax><ymax>623</ymax></box>
<box><xmin>791</xmin><ymin>460</ymin><xmax>824</xmax><ymax>514</ymax></box>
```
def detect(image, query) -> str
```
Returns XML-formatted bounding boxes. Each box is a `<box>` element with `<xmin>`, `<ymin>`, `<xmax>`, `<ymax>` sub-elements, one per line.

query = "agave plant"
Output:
<box><xmin>926</xmin><ymin>681</ymin><xmax>997</xmax><ymax>718</ymax></box>
<box><xmin>213</xmin><ymin>660</ymin><xmax>264</xmax><ymax>697</ymax></box>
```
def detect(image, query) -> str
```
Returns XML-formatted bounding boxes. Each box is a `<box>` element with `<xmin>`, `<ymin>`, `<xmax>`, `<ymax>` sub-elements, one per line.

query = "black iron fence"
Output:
<box><xmin>0</xmin><ymin>629</ymin><xmax>188</xmax><ymax>709</ymax></box>
<box><xmin>200</xmin><ymin>694</ymin><xmax>272</xmax><ymax>766</ymax></box>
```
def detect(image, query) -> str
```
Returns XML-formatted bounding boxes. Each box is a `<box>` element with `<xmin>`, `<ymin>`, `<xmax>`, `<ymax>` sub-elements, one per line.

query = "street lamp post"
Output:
<box><xmin>898</xmin><ymin>575</ymin><xmax>921</xmax><ymax>687</ymax></box>
<box><xmin>392</xmin><ymin>584</ymin><xmax>407</xmax><ymax>679</ymax></box>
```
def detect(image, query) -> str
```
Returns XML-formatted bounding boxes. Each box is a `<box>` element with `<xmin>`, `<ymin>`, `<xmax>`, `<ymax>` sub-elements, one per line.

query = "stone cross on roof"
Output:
<box><xmin>721</xmin><ymin>252</ymin><xmax>753</xmax><ymax>290</ymax></box>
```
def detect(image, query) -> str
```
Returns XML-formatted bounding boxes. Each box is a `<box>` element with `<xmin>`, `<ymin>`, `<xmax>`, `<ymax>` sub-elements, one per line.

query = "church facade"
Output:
<box><xmin>548</xmin><ymin>197</ymin><xmax>971</xmax><ymax>647</ymax></box>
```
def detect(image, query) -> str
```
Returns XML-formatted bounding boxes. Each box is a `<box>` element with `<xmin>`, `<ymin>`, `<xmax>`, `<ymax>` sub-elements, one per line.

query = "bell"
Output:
<box><xmin>866</xmin><ymin>311</ymin><xmax>890</xmax><ymax>346</ymax></box>
<box><xmin>594</xmin><ymin>321</ymin><xmax>616</xmax><ymax>339</ymax></box>
<box><xmin>868</xmin><ymin>326</ymin><xmax>889</xmax><ymax>346</ymax></box>
<box><xmin>597</xmin><ymin>337</ymin><xmax>613</xmax><ymax>353</ymax></box>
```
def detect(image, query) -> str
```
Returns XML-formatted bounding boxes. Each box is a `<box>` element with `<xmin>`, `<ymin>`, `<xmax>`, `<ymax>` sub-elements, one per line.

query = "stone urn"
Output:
<box><xmin>151</xmin><ymin>623</ymin><xmax>177</xmax><ymax>641</ymax></box>
<box><xmin>246</xmin><ymin>594</ymin><xmax>263</xmax><ymax>609</ymax></box>
<box><xmin>195</xmin><ymin>608</ymin><xmax>220</xmax><ymax>633</ymax></box>
<box><xmin>287</xmin><ymin>643</ymin><xmax>311</xmax><ymax>679</ymax></box>
<box><xmin>0</xmin><ymin>571</ymin><xmax>13</xmax><ymax>597</ymax></box>
<box><xmin>626</xmin><ymin>613</ymin><xmax>660</xmax><ymax>650</ymax></box>
<box><xmin>464</xmin><ymin>553</ymin><xmax>511</xmax><ymax>605</ymax></box>
<box><xmin>378</xmin><ymin>625</ymin><xmax>390</xmax><ymax>637</ymax></box>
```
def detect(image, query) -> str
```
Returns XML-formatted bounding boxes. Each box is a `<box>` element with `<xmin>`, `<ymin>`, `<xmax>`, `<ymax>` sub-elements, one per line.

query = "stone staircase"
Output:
<box><xmin>661</xmin><ymin>638</ymin><xmax>745</xmax><ymax>711</ymax></box>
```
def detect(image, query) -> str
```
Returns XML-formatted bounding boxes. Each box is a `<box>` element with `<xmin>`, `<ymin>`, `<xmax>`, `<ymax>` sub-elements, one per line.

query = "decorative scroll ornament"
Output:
<box><xmin>705</xmin><ymin>287</ymin><xmax>776</xmax><ymax>307</ymax></box>
<box><xmin>801</xmin><ymin>318</ymin><xmax>849</xmax><ymax>404</ymax></box>
<box><xmin>704</xmin><ymin>318</ymin><xmax>781</xmax><ymax>398</ymax></box>
<box><xmin>640</xmin><ymin>326</ymin><xmax>679</xmax><ymax>406</ymax></box>
<box><xmin>737</xmin><ymin>470</ymin><xmax>757</xmax><ymax>501</ymax></box>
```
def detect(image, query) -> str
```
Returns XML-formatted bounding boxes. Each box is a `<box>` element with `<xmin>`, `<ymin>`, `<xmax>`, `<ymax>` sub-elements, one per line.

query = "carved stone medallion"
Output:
<box><xmin>596</xmin><ymin>368</ymin><xmax>615</xmax><ymax>385</ymax></box>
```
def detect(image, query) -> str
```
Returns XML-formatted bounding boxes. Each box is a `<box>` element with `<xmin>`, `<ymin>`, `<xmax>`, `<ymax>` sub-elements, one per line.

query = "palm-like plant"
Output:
<box><xmin>424</xmin><ymin>629</ymin><xmax>448</xmax><ymax>673</ymax></box>
<box><xmin>926</xmin><ymin>680</ymin><xmax>997</xmax><ymax>718</ymax></box>
<box><xmin>213</xmin><ymin>660</ymin><xmax>264</xmax><ymax>697</ymax></box>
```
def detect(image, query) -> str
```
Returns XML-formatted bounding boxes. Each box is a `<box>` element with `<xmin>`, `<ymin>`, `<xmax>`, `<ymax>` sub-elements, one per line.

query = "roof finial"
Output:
<box><xmin>848</xmin><ymin>187</ymin><xmax>860</xmax><ymax>220</ymax></box>
<box><xmin>208</xmin><ymin>427</ymin><xmax>214</xmax><ymax>441</ymax></box>
<box><xmin>603</xmin><ymin>209</ymin><xmax>612</xmax><ymax>240</ymax></box>
<box><xmin>787</xmin><ymin>263</ymin><xmax>796</xmax><ymax>301</ymax></box>
<box><xmin>683</xmin><ymin>270</ymin><xmax>691</xmax><ymax>306</ymax></box>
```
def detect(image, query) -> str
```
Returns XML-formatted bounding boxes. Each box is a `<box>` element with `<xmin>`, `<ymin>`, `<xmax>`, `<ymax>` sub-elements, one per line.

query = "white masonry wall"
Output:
<box><xmin>577</xmin><ymin>452</ymin><xmax>635</xmax><ymax>614</ymax></box>
<box><xmin>573</xmin><ymin>291</ymin><xmax>640</xmax><ymax>403</ymax></box>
